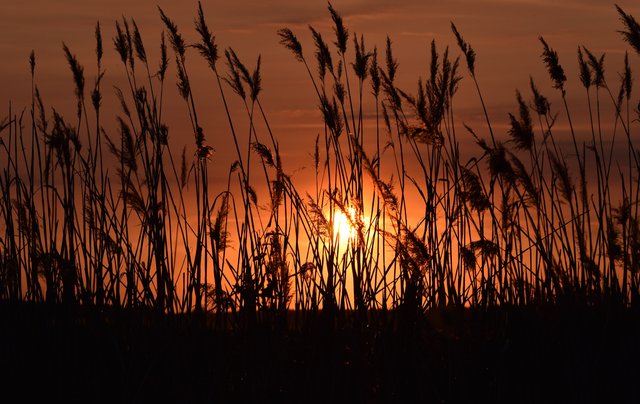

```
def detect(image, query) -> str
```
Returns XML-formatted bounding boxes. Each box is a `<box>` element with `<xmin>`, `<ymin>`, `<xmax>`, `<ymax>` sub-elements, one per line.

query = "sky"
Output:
<box><xmin>1</xmin><ymin>0</ymin><xmax>639</xmax><ymax>192</ymax></box>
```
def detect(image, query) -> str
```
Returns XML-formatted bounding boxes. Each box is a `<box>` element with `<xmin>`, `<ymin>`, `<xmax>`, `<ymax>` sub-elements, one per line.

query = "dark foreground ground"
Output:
<box><xmin>0</xmin><ymin>302</ymin><xmax>638</xmax><ymax>403</ymax></box>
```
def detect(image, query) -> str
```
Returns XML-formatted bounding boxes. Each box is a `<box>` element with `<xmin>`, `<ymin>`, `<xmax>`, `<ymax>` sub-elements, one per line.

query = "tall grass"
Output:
<box><xmin>1</xmin><ymin>3</ymin><xmax>639</xmax><ymax>322</ymax></box>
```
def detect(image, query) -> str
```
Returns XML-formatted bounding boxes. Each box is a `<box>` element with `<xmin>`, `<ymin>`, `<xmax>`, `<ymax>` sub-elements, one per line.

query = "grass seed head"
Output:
<box><xmin>617</xmin><ymin>5</ymin><xmax>640</xmax><ymax>56</ymax></box>
<box><xmin>277</xmin><ymin>28</ymin><xmax>304</xmax><ymax>62</ymax></box>
<box><xmin>328</xmin><ymin>2</ymin><xmax>348</xmax><ymax>54</ymax></box>
<box><xmin>194</xmin><ymin>1</ymin><xmax>219</xmax><ymax>71</ymax></box>
<box><xmin>539</xmin><ymin>36</ymin><xmax>566</xmax><ymax>92</ymax></box>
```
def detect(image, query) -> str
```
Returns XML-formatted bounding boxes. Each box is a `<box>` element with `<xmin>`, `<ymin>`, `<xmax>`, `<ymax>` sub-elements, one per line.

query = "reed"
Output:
<box><xmin>1</xmin><ymin>3</ymin><xmax>639</xmax><ymax>324</ymax></box>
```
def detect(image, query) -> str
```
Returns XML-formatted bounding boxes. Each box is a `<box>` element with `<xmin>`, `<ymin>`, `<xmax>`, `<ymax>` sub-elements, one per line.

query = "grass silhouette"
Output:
<box><xmin>2</xmin><ymin>2</ymin><xmax>640</xmax><ymax>314</ymax></box>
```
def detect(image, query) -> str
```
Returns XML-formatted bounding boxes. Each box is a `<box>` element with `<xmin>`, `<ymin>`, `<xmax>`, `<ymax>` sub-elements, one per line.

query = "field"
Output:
<box><xmin>1</xmin><ymin>2</ymin><xmax>640</xmax><ymax>402</ymax></box>
<box><xmin>1</xmin><ymin>302</ymin><xmax>638</xmax><ymax>402</ymax></box>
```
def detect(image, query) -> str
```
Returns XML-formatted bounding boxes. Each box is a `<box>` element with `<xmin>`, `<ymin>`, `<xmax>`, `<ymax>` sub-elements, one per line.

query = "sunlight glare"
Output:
<box><xmin>332</xmin><ymin>206</ymin><xmax>359</xmax><ymax>247</ymax></box>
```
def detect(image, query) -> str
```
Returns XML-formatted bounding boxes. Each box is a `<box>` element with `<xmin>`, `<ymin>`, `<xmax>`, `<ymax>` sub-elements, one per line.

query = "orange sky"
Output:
<box><xmin>1</xmin><ymin>0</ymin><xmax>639</xmax><ymax>191</ymax></box>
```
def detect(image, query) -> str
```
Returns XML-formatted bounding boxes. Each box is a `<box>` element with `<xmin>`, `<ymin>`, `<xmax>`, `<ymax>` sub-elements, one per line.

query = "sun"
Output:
<box><xmin>332</xmin><ymin>206</ymin><xmax>359</xmax><ymax>247</ymax></box>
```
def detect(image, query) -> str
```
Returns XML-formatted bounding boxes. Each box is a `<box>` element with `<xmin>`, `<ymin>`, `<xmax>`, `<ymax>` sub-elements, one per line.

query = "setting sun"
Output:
<box><xmin>332</xmin><ymin>206</ymin><xmax>368</xmax><ymax>246</ymax></box>
<box><xmin>332</xmin><ymin>207</ymin><xmax>358</xmax><ymax>246</ymax></box>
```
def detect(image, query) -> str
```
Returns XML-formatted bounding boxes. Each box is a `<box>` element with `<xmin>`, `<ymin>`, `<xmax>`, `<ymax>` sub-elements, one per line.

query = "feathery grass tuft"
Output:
<box><xmin>277</xmin><ymin>28</ymin><xmax>304</xmax><ymax>62</ymax></box>
<box><xmin>539</xmin><ymin>36</ymin><xmax>566</xmax><ymax>92</ymax></box>
<box><xmin>328</xmin><ymin>2</ymin><xmax>348</xmax><ymax>54</ymax></box>
<box><xmin>451</xmin><ymin>22</ymin><xmax>475</xmax><ymax>75</ymax></box>
<box><xmin>194</xmin><ymin>1</ymin><xmax>219</xmax><ymax>71</ymax></box>
<box><xmin>617</xmin><ymin>4</ymin><xmax>640</xmax><ymax>55</ymax></box>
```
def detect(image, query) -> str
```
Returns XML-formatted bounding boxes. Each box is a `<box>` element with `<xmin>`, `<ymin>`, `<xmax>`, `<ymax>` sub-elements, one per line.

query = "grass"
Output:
<box><xmin>2</xmin><ymin>2</ymin><xmax>640</xmax><ymax>316</ymax></box>
<box><xmin>1</xmin><ymin>2</ymin><xmax>640</xmax><ymax>400</ymax></box>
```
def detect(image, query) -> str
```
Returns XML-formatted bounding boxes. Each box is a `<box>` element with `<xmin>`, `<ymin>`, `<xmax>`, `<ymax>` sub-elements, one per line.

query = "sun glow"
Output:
<box><xmin>332</xmin><ymin>206</ymin><xmax>360</xmax><ymax>247</ymax></box>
